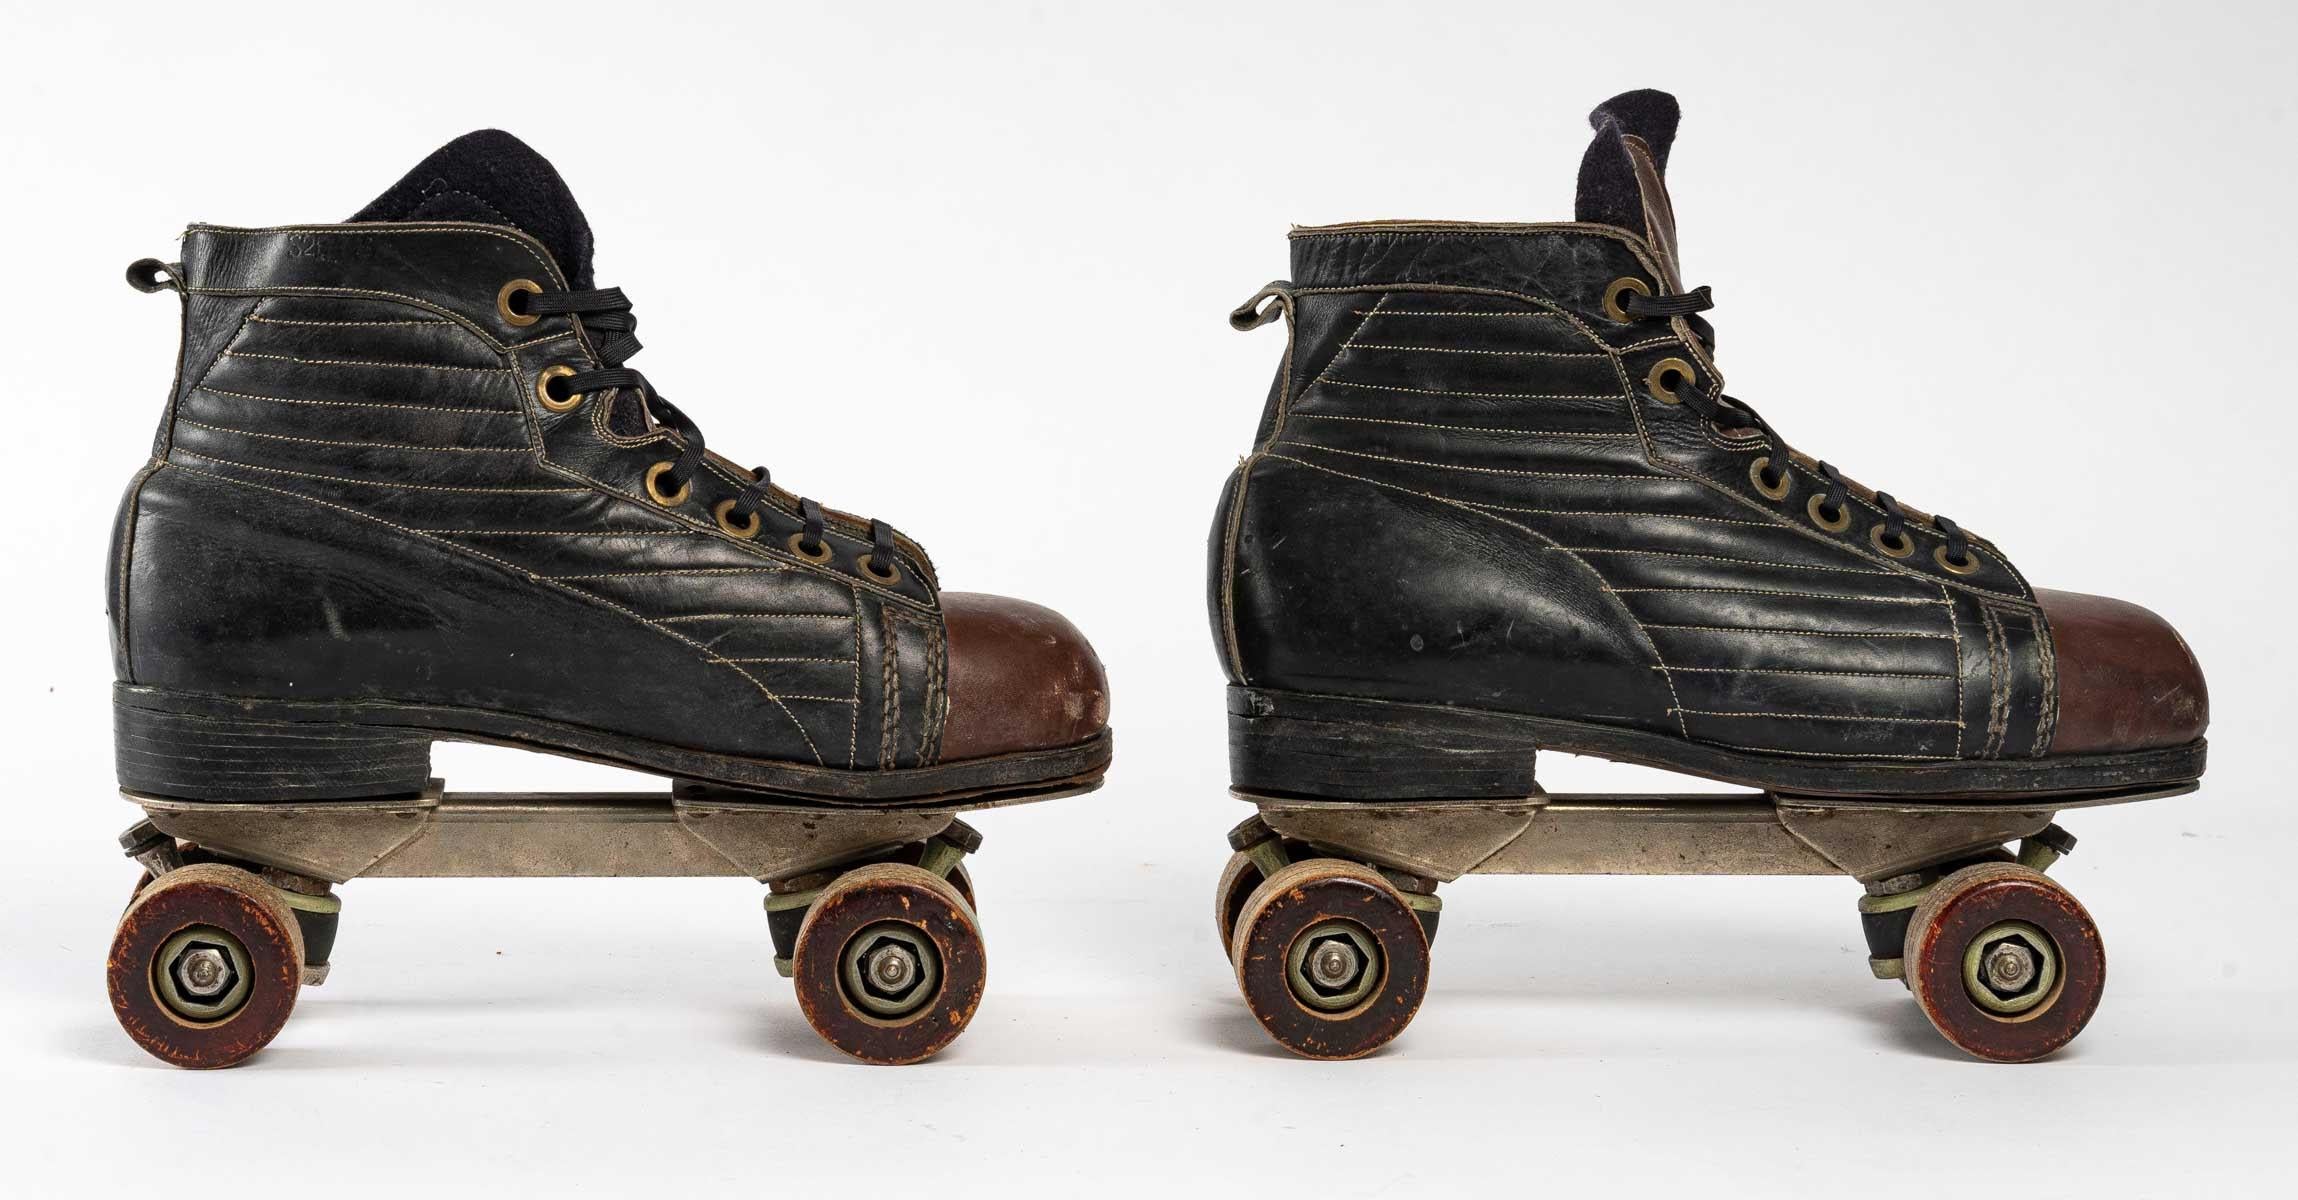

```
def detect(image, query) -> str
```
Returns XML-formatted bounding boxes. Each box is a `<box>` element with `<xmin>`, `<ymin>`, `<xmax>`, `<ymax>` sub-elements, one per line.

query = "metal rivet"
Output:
<box><xmin>1869</xmin><ymin>524</ymin><xmax>1915</xmax><ymax>559</ymax></box>
<box><xmin>1934</xmin><ymin>544</ymin><xmax>1981</xmax><ymax>575</ymax></box>
<box><xmin>1748</xmin><ymin>455</ymin><xmax>1791</xmax><ymax>500</ymax></box>
<box><xmin>644</xmin><ymin>461</ymin><xmax>690</xmax><ymax>507</ymax></box>
<box><xmin>787</xmin><ymin>532</ymin><xmax>834</xmax><ymax>564</ymax></box>
<box><xmin>535</xmin><ymin>364</ymin><xmax>581</xmax><ymax>412</ymax></box>
<box><xmin>496</xmin><ymin>279</ymin><xmax>543</xmax><ymax>327</ymax></box>
<box><xmin>1807</xmin><ymin>493</ymin><xmax>1852</xmax><ymax>533</ymax></box>
<box><xmin>713</xmin><ymin>500</ymin><xmax>760</xmax><ymax>539</ymax></box>
<box><xmin>1602</xmin><ymin>276</ymin><xmax>1652</xmax><ymax>322</ymax></box>
<box><xmin>1645</xmin><ymin>357</ymin><xmax>1695</xmax><ymax>405</ymax></box>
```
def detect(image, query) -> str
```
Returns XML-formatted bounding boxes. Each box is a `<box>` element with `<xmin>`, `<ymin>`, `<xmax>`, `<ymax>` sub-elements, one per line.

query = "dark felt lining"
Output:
<box><xmin>1574</xmin><ymin>89</ymin><xmax>1680</xmax><ymax>235</ymax></box>
<box><xmin>353</xmin><ymin>130</ymin><xmax>595</xmax><ymax>289</ymax></box>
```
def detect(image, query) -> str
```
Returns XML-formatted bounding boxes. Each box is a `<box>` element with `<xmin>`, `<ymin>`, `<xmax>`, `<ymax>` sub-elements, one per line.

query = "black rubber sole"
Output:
<box><xmin>1229</xmin><ymin>686</ymin><xmax>2205</xmax><ymax>802</ymax></box>
<box><xmin>115</xmin><ymin>684</ymin><xmax>1112</xmax><ymax>807</ymax></box>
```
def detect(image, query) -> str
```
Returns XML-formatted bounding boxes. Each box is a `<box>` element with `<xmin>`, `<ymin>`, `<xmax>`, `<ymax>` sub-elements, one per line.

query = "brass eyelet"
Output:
<box><xmin>497</xmin><ymin>279</ymin><xmax>543</xmax><ymax>327</ymax></box>
<box><xmin>535</xmin><ymin>364</ymin><xmax>582</xmax><ymax>412</ymax></box>
<box><xmin>1602</xmin><ymin>277</ymin><xmax>1652</xmax><ymax>323</ymax></box>
<box><xmin>787</xmin><ymin>532</ymin><xmax>834</xmax><ymax>564</ymax></box>
<box><xmin>856</xmin><ymin>554</ymin><xmax>901</xmax><ymax>586</ymax></box>
<box><xmin>1646</xmin><ymin>357</ymin><xmax>1695</xmax><ymax>405</ymax></box>
<box><xmin>1806</xmin><ymin>493</ymin><xmax>1852</xmax><ymax>532</ymax></box>
<box><xmin>713</xmin><ymin>500</ymin><xmax>761</xmax><ymax>539</ymax></box>
<box><xmin>1869</xmin><ymin>524</ymin><xmax>1915</xmax><ymax>559</ymax></box>
<box><xmin>1934</xmin><ymin>545</ymin><xmax>1981</xmax><ymax>575</ymax></box>
<box><xmin>1748</xmin><ymin>455</ymin><xmax>1791</xmax><ymax>500</ymax></box>
<box><xmin>644</xmin><ymin>461</ymin><xmax>690</xmax><ymax>507</ymax></box>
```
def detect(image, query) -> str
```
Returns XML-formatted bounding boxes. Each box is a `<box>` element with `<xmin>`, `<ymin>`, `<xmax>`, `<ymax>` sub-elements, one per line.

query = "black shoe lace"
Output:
<box><xmin>526</xmin><ymin>287</ymin><xmax>898</xmax><ymax>566</ymax></box>
<box><xmin>1620</xmin><ymin>286</ymin><xmax>1973</xmax><ymax>566</ymax></box>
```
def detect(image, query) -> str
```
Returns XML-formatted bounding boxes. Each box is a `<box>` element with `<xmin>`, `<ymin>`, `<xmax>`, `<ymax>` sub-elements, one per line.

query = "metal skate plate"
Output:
<box><xmin>1240</xmin><ymin>783</ymin><xmax>2190</xmax><ymax>883</ymax></box>
<box><xmin>123</xmin><ymin>778</ymin><xmax>1061</xmax><ymax>885</ymax></box>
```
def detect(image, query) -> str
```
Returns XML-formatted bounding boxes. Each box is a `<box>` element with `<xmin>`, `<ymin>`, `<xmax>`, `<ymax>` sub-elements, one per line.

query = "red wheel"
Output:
<box><xmin>792</xmin><ymin>863</ymin><xmax>984</xmax><ymax>1064</ymax></box>
<box><xmin>1905</xmin><ymin>862</ymin><xmax>2104</xmax><ymax>1062</ymax></box>
<box><xmin>108</xmin><ymin>863</ymin><xmax>304</xmax><ymax>1069</ymax></box>
<box><xmin>1231</xmin><ymin>859</ymin><xmax>1429</xmax><ymax>1060</ymax></box>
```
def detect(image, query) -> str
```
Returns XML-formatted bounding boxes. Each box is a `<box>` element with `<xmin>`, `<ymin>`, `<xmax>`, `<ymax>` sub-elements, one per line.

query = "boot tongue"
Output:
<box><xmin>1574</xmin><ymin>89</ymin><xmax>1684</xmax><ymax>291</ymax></box>
<box><xmin>352</xmin><ymin>130</ymin><xmax>596</xmax><ymax>288</ymax></box>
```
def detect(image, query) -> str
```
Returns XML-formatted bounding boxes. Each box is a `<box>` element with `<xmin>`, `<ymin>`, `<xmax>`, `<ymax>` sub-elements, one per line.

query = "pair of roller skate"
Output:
<box><xmin>105</xmin><ymin>90</ymin><xmax>2206</xmax><ymax>1067</ymax></box>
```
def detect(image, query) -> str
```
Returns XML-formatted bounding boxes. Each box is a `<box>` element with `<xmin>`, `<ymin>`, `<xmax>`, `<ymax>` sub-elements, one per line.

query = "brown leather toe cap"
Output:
<box><xmin>2039</xmin><ymin>588</ymin><xmax>2207</xmax><ymax>755</ymax></box>
<box><xmin>938</xmin><ymin>592</ymin><xmax>1108</xmax><ymax>761</ymax></box>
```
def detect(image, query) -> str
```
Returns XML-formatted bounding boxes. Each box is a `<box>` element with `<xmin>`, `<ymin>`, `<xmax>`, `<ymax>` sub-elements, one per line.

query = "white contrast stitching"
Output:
<box><xmin>654</xmin><ymin>612</ymin><xmax>853</xmax><ymax>622</ymax></box>
<box><xmin>224</xmin><ymin>350</ymin><xmax>509</xmax><ymax>374</ymax></box>
<box><xmin>1279</xmin><ymin>441</ymin><xmax>1663</xmax><ymax>480</ymax></box>
<box><xmin>1353</xmin><ymin>309</ymin><xmax>1563</xmax><ymax>319</ymax></box>
<box><xmin>1484</xmin><ymin>508</ymin><xmax>1778</xmax><ymax>528</ymax></box>
<box><xmin>1292</xmin><ymin>413</ymin><xmax>1636</xmax><ymax>438</ymax></box>
<box><xmin>1342</xmin><ymin>342</ymin><xmax>1607</xmax><ymax>359</ymax></box>
<box><xmin>178</xmin><ymin>419</ymin><xmax>530</xmax><ymax>454</ymax></box>
<box><xmin>177</xmin><ymin>450</ymin><xmax>589</xmax><ymax>494</ymax></box>
<box><xmin>1672</xmin><ymin>708</ymin><xmax>1960</xmax><ymax>726</ymax></box>
<box><xmin>546</xmin><ymin>567</ymin><xmax>789</xmax><ymax>580</ymax></box>
<box><xmin>848</xmin><ymin>586</ymin><xmax>863</xmax><ymax>769</ymax></box>
<box><xmin>1607</xmin><ymin>586</ymin><xmax>1945</xmax><ymax>605</ymax></box>
<box><xmin>1644</xmin><ymin>623</ymin><xmax>1954</xmax><ymax>640</ymax></box>
<box><xmin>248</xmin><ymin>316</ymin><xmax>449</xmax><ymax>328</ymax></box>
<box><xmin>199</xmin><ymin>384</ymin><xmax>517</xmax><ymax>416</ymax></box>
<box><xmin>1322</xmin><ymin>377</ymin><xmax>1630</xmax><ymax>402</ymax></box>
<box><xmin>1552</xmin><ymin>546</ymin><xmax>1896</xmax><ymax>576</ymax></box>
<box><xmin>421</xmin><ymin>529</ymin><xmax>693</xmax><ymax>537</ymax></box>
<box><xmin>1656</xmin><ymin>666</ymin><xmax>1955</xmax><ymax>679</ymax></box>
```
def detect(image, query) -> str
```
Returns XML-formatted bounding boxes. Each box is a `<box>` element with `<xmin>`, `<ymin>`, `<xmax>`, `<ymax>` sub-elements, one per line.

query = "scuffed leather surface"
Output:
<box><xmin>1213</xmin><ymin>224</ymin><xmax>2087</xmax><ymax>762</ymax></box>
<box><xmin>939</xmin><ymin>593</ymin><xmax>1109</xmax><ymax>761</ymax></box>
<box><xmin>114</xmin><ymin>223</ymin><xmax>953</xmax><ymax>769</ymax></box>
<box><xmin>2037</xmin><ymin>589</ymin><xmax>2208</xmax><ymax>753</ymax></box>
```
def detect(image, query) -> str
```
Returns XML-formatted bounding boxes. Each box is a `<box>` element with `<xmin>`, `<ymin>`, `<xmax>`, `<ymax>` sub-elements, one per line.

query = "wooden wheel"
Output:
<box><xmin>1904</xmin><ymin>862</ymin><xmax>2104</xmax><ymax>1062</ymax></box>
<box><xmin>108</xmin><ymin>863</ymin><xmax>304</xmax><ymax>1069</ymax></box>
<box><xmin>1214</xmin><ymin>849</ymin><xmax>1265</xmax><ymax>949</ymax></box>
<box><xmin>792</xmin><ymin>862</ymin><xmax>985</xmax><ymax>1064</ymax></box>
<box><xmin>1230</xmin><ymin>859</ymin><xmax>1429</xmax><ymax>1060</ymax></box>
<box><xmin>947</xmin><ymin>863</ymin><xmax>977</xmax><ymax>911</ymax></box>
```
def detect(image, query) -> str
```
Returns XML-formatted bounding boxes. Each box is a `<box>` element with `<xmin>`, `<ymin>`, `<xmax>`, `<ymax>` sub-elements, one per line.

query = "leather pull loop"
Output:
<box><xmin>1230</xmin><ymin>281</ymin><xmax>1294</xmax><ymax>332</ymax></box>
<box><xmin>125</xmin><ymin>259</ymin><xmax>184</xmax><ymax>294</ymax></box>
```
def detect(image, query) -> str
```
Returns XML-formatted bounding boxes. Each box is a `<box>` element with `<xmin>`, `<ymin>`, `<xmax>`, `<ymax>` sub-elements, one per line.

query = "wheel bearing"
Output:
<box><xmin>840</xmin><ymin>922</ymin><xmax>942</xmax><ymax>1019</ymax></box>
<box><xmin>153</xmin><ymin>926</ymin><xmax>255</xmax><ymax>1022</ymax></box>
<box><xmin>1961</xmin><ymin>920</ymin><xmax>2060</xmax><ymax>1015</ymax></box>
<box><xmin>1284</xmin><ymin>920</ymin><xmax>1383</xmax><ymax>1013</ymax></box>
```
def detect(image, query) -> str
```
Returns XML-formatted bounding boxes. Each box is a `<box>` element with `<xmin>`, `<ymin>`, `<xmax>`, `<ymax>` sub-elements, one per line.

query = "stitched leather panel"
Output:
<box><xmin>183</xmin><ymin>224</ymin><xmax>569</xmax><ymax>340</ymax></box>
<box><xmin>125</xmin><ymin>224</ymin><xmax>947</xmax><ymax>770</ymax></box>
<box><xmin>1230</xmin><ymin>455</ymin><xmax>1678</xmax><ymax>728</ymax></box>
<box><xmin>127</xmin><ymin>465</ymin><xmax>807</xmax><ymax>758</ymax></box>
<box><xmin>234</xmin><ymin>313</ymin><xmax>508</xmax><ymax>370</ymax></box>
<box><xmin>514</xmin><ymin>338</ymin><xmax>938</xmax><ymax>610</ymax></box>
<box><xmin>1225</xmin><ymin>226</ymin><xmax>2055</xmax><ymax>761</ymax></box>
<box><xmin>1626</xmin><ymin>345</ymin><xmax>2036</xmax><ymax>603</ymax></box>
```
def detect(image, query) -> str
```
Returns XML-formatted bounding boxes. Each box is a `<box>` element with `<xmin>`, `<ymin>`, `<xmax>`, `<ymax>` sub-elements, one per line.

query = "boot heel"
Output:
<box><xmin>114</xmin><ymin>694</ymin><xmax>431</xmax><ymax>802</ymax></box>
<box><xmin>1227</xmin><ymin>687</ymin><xmax>1542</xmax><ymax>800</ymax></box>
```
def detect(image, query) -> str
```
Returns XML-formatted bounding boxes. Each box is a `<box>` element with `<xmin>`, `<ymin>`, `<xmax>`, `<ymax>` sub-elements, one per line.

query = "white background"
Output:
<box><xmin>4</xmin><ymin>2</ymin><xmax>2293</xmax><ymax>1195</ymax></box>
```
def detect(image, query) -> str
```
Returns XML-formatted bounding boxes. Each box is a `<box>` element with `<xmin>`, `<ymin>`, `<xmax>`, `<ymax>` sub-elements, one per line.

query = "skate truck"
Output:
<box><xmin>103</xmin><ymin>132</ymin><xmax>1111</xmax><ymax>1068</ymax></box>
<box><xmin>1207</xmin><ymin>90</ymin><xmax>2206</xmax><ymax>1062</ymax></box>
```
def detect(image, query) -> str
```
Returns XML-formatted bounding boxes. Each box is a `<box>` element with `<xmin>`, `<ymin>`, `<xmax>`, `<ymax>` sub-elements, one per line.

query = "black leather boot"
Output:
<box><xmin>103</xmin><ymin>131</ymin><xmax>1108</xmax><ymax>1067</ymax></box>
<box><xmin>1208</xmin><ymin>91</ymin><xmax>2205</xmax><ymax>1063</ymax></box>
